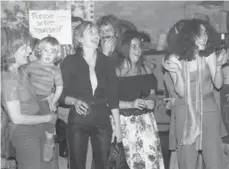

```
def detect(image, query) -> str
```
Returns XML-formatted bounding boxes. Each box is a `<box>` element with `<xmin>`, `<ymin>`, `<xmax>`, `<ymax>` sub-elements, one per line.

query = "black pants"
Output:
<box><xmin>67</xmin><ymin>124</ymin><xmax>112</xmax><ymax>169</ymax></box>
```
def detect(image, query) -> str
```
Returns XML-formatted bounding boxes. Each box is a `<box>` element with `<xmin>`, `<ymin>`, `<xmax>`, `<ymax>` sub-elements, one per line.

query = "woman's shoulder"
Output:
<box><xmin>204</xmin><ymin>52</ymin><xmax>216</xmax><ymax>62</ymax></box>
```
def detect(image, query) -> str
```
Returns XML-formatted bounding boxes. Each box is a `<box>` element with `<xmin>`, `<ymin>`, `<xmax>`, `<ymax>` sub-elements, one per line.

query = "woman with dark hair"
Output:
<box><xmin>163</xmin><ymin>19</ymin><xmax>229</xmax><ymax>169</ymax></box>
<box><xmin>115</xmin><ymin>30</ymin><xmax>165</xmax><ymax>169</ymax></box>
<box><xmin>59</xmin><ymin>21</ymin><xmax>122</xmax><ymax>169</ymax></box>
<box><xmin>1</xmin><ymin>28</ymin><xmax>56</xmax><ymax>169</ymax></box>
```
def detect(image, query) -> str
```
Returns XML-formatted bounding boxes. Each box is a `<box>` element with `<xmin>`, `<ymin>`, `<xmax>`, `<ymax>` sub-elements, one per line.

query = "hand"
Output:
<box><xmin>145</xmin><ymin>100</ymin><xmax>155</xmax><ymax>110</ymax></box>
<box><xmin>164</xmin><ymin>98</ymin><xmax>175</xmax><ymax>110</ymax></box>
<box><xmin>163</xmin><ymin>58</ymin><xmax>182</xmax><ymax>73</ymax></box>
<box><xmin>216</xmin><ymin>49</ymin><xmax>228</xmax><ymax>66</ymax></box>
<box><xmin>111</xmin><ymin>126</ymin><xmax>122</xmax><ymax>143</ymax></box>
<box><xmin>131</xmin><ymin>99</ymin><xmax>147</xmax><ymax>110</ymax></box>
<box><xmin>74</xmin><ymin>99</ymin><xmax>89</xmax><ymax>116</ymax></box>
<box><xmin>49</xmin><ymin>102</ymin><xmax>57</xmax><ymax>112</ymax></box>
<box><xmin>226</xmin><ymin>93</ymin><xmax>229</xmax><ymax>102</ymax></box>
<box><xmin>102</xmin><ymin>37</ymin><xmax>117</xmax><ymax>56</ymax></box>
<box><xmin>48</xmin><ymin>114</ymin><xmax>57</xmax><ymax>124</ymax></box>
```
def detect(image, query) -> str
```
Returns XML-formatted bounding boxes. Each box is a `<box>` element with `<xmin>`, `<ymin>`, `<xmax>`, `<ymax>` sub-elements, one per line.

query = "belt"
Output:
<box><xmin>120</xmin><ymin>108</ymin><xmax>151</xmax><ymax>117</ymax></box>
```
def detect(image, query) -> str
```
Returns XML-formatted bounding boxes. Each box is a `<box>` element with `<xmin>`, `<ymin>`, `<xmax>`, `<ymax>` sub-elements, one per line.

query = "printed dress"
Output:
<box><xmin>117</xmin><ymin>74</ymin><xmax>165</xmax><ymax>169</ymax></box>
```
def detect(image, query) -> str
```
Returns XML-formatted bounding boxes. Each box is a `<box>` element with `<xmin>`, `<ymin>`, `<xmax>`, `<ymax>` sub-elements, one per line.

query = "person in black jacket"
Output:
<box><xmin>59</xmin><ymin>21</ymin><xmax>122</xmax><ymax>169</ymax></box>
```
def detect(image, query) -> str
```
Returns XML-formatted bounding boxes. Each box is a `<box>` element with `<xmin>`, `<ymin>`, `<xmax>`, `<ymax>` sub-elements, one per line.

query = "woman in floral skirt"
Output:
<box><xmin>114</xmin><ymin>30</ymin><xmax>165</xmax><ymax>169</ymax></box>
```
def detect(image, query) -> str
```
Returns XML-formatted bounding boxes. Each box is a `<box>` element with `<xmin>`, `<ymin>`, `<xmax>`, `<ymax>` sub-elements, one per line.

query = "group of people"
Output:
<box><xmin>1</xmin><ymin>13</ymin><xmax>229</xmax><ymax>169</ymax></box>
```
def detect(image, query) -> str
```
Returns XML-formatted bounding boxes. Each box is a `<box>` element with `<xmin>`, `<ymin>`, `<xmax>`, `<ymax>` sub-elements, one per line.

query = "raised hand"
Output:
<box><xmin>163</xmin><ymin>56</ymin><xmax>182</xmax><ymax>73</ymax></box>
<box><xmin>216</xmin><ymin>49</ymin><xmax>228</xmax><ymax>66</ymax></box>
<box><xmin>101</xmin><ymin>37</ymin><xmax>117</xmax><ymax>56</ymax></box>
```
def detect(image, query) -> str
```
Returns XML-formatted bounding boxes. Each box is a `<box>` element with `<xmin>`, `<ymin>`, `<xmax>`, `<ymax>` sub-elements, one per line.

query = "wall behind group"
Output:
<box><xmin>95</xmin><ymin>1</ymin><xmax>187</xmax><ymax>48</ymax></box>
<box><xmin>1</xmin><ymin>1</ymin><xmax>226</xmax><ymax>48</ymax></box>
<box><xmin>94</xmin><ymin>1</ymin><xmax>225</xmax><ymax>48</ymax></box>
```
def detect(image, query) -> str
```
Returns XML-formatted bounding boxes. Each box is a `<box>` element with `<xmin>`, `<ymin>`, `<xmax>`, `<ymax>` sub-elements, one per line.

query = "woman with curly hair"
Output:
<box><xmin>163</xmin><ymin>19</ymin><xmax>229</xmax><ymax>169</ymax></box>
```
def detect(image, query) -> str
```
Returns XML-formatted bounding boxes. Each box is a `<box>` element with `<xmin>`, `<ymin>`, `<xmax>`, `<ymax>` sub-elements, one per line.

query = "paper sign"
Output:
<box><xmin>29</xmin><ymin>10</ymin><xmax>72</xmax><ymax>45</ymax></box>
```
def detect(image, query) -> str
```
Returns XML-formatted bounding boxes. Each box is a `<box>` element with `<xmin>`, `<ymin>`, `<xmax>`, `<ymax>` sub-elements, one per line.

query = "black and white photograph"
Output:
<box><xmin>1</xmin><ymin>1</ymin><xmax>229</xmax><ymax>169</ymax></box>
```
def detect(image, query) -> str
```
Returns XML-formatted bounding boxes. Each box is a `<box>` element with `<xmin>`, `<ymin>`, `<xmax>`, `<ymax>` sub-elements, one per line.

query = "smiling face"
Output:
<box><xmin>99</xmin><ymin>24</ymin><xmax>115</xmax><ymax>42</ymax></box>
<box><xmin>129</xmin><ymin>38</ymin><xmax>142</xmax><ymax>64</ymax></box>
<box><xmin>195</xmin><ymin>24</ymin><xmax>208</xmax><ymax>50</ymax></box>
<box><xmin>80</xmin><ymin>25</ymin><xmax>100</xmax><ymax>49</ymax></box>
<box><xmin>14</xmin><ymin>44</ymin><xmax>31</xmax><ymax>66</ymax></box>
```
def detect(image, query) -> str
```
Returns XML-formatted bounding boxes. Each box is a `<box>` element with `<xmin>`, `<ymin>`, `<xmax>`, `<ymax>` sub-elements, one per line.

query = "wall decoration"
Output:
<box><xmin>29</xmin><ymin>10</ymin><xmax>72</xmax><ymax>44</ymax></box>
<box><xmin>66</xmin><ymin>0</ymin><xmax>94</xmax><ymax>21</ymax></box>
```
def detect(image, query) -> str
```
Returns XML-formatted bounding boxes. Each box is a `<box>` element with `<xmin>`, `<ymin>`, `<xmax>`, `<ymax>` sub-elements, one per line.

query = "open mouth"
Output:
<box><xmin>44</xmin><ymin>58</ymin><xmax>51</xmax><ymax>62</ymax></box>
<box><xmin>91</xmin><ymin>39</ymin><xmax>99</xmax><ymax>45</ymax></box>
<box><xmin>133</xmin><ymin>53</ymin><xmax>141</xmax><ymax>57</ymax></box>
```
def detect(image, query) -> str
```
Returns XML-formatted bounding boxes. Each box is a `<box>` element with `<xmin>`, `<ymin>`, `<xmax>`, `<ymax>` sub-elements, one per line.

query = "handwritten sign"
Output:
<box><xmin>29</xmin><ymin>10</ymin><xmax>72</xmax><ymax>45</ymax></box>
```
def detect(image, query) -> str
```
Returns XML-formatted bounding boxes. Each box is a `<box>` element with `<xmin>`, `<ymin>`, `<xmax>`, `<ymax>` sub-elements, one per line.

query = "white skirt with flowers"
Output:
<box><xmin>111</xmin><ymin>112</ymin><xmax>165</xmax><ymax>169</ymax></box>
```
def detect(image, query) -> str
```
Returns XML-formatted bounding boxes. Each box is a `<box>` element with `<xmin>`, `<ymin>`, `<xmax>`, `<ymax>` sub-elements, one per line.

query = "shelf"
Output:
<box><xmin>143</xmin><ymin>49</ymin><xmax>167</xmax><ymax>55</ymax></box>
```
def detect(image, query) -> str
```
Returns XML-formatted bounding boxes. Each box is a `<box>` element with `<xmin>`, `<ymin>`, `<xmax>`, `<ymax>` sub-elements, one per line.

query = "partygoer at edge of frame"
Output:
<box><xmin>163</xmin><ymin>18</ymin><xmax>229</xmax><ymax>169</ymax></box>
<box><xmin>96</xmin><ymin>15</ymin><xmax>122</xmax><ymax>66</ymax></box>
<box><xmin>221</xmin><ymin>63</ymin><xmax>229</xmax><ymax>144</ymax></box>
<box><xmin>114</xmin><ymin>30</ymin><xmax>165</xmax><ymax>169</ymax></box>
<box><xmin>1</xmin><ymin>29</ymin><xmax>57</xmax><ymax>169</ymax></box>
<box><xmin>59</xmin><ymin>21</ymin><xmax>122</xmax><ymax>169</ymax></box>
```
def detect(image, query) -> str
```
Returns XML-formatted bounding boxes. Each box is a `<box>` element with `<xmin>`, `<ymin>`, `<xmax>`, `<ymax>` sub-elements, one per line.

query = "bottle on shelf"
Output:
<box><xmin>219</xmin><ymin>33</ymin><xmax>228</xmax><ymax>51</ymax></box>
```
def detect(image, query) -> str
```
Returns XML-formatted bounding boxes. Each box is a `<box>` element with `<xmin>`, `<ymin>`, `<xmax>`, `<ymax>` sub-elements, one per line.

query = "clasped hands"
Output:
<box><xmin>131</xmin><ymin>98</ymin><xmax>155</xmax><ymax>110</ymax></box>
<box><xmin>72</xmin><ymin>99</ymin><xmax>90</xmax><ymax>116</ymax></box>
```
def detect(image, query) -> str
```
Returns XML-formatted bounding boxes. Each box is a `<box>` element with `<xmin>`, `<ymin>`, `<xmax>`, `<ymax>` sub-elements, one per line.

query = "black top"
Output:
<box><xmin>59</xmin><ymin>49</ymin><xmax>119</xmax><ymax>127</ymax></box>
<box><xmin>118</xmin><ymin>74</ymin><xmax>158</xmax><ymax>101</ymax></box>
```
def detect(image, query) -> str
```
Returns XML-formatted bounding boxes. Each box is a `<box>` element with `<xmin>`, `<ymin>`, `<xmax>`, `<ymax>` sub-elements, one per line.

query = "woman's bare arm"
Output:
<box><xmin>6</xmin><ymin>100</ymin><xmax>51</xmax><ymax>125</ymax></box>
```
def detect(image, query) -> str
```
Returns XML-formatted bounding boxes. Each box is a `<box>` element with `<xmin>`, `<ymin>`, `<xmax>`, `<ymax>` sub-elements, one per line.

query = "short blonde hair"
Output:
<box><xmin>35</xmin><ymin>36</ymin><xmax>61</xmax><ymax>62</ymax></box>
<box><xmin>73</xmin><ymin>21</ymin><xmax>98</xmax><ymax>49</ymax></box>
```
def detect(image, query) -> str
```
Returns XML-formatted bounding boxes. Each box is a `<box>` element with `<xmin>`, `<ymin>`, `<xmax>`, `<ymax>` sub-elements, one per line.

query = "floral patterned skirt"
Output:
<box><xmin>112</xmin><ymin>112</ymin><xmax>165</xmax><ymax>169</ymax></box>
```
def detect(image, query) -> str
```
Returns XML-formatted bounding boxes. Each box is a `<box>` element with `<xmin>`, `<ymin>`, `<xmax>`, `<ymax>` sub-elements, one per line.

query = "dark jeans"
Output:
<box><xmin>67</xmin><ymin>124</ymin><xmax>112</xmax><ymax>169</ymax></box>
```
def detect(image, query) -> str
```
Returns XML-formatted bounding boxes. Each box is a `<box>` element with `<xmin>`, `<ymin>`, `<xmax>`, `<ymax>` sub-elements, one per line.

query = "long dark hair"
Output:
<box><xmin>117</xmin><ymin>30</ymin><xmax>146</xmax><ymax>75</ymax></box>
<box><xmin>168</xmin><ymin>19</ymin><xmax>220</xmax><ymax>61</ymax></box>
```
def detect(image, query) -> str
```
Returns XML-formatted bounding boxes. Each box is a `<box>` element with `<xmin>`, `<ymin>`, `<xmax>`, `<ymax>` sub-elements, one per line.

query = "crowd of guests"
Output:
<box><xmin>1</xmin><ymin>13</ymin><xmax>229</xmax><ymax>169</ymax></box>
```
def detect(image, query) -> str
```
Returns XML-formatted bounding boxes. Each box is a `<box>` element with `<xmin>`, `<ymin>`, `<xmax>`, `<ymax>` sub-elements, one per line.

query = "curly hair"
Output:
<box><xmin>169</xmin><ymin>19</ymin><xmax>220</xmax><ymax>61</ymax></box>
<box><xmin>117</xmin><ymin>30</ymin><xmax>146</xmax><ymax>74</ymax></box>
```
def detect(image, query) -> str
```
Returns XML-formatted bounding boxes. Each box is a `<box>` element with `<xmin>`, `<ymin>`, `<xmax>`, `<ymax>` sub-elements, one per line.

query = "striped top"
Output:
<box><xmin>26</xmin><ymin>60</ymin><xmax>63</xmax><ymax>96</ymax></box>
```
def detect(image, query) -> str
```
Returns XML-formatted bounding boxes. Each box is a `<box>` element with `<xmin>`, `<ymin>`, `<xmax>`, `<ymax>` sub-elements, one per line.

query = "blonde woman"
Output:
<box><xmin>59</xmin><ymin>21</ymin><xmax>122</xmax><ymax>169</ymax></box>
